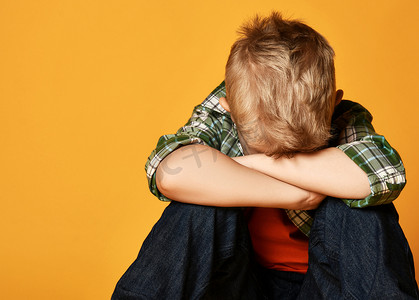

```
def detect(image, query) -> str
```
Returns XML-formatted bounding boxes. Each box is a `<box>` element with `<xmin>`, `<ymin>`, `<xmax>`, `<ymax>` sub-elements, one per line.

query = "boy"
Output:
<box><xmin>112</xmin><ymin>12</ymin><xmax>418</xmax><ymax>299</ymax></box>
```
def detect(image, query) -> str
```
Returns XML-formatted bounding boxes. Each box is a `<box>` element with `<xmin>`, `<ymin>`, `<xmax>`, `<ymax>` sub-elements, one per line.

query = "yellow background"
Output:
<box><xmin>1</xmin><ymin>0</ymin><xmax>418</xmax><ymax>298</ymax></box>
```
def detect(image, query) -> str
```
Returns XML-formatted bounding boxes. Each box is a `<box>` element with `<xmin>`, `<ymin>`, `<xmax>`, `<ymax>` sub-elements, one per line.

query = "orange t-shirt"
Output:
<box><xmin>246</xmin><ymin>208</ymin><xmax>309</xmax><ymax>274</ymax></box>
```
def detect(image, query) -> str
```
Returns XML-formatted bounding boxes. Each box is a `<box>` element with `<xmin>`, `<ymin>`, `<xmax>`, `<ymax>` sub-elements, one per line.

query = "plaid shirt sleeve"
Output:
<box><xmin>333</xmin><ymin>100</ymin><xmax>406</xmax><ymax>208</ymax></box>
<box><xmin>144</xmin><ymin>82</ymin><xmax>228</xmax><ymax>201</ymax></box>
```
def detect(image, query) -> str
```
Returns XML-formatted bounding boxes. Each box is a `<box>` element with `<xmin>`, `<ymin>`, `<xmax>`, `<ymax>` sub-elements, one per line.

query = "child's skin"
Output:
<box><xmin>156</xmin><ymin>90</ymin><xmax>371</xmax><ymax>209</ymax></box>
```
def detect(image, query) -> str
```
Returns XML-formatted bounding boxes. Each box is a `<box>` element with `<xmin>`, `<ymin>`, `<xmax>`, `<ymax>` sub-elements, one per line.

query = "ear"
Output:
<box><xmin>335</xmin><ymin>89</ymin><xmax>344</xmax><ymax>107</ymax></box>
<box><xmin>219</xmin><ymin>97</ymin><xmax>230</xmax><ymax>112</ymax></box>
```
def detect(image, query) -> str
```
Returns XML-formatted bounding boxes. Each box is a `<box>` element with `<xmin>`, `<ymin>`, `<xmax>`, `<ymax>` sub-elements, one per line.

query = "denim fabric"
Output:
<box><xmin>298</xmin><ymin>198</ymin><xmax>419</xmax><ymax>300</ymax></box>
<box><xmin>111</xmin><ymin>201</ymin><xmax>262</xmax><ymax>300</ymax></box>
<box><xmin>112</xmin><ymin>199</ymin><xmax>418</xmax><ymax>300</ymax></box>
<box><xmin>255</xmin><ymin>266</ymin><xmax>305</xmax><ymax>299</ymax></box>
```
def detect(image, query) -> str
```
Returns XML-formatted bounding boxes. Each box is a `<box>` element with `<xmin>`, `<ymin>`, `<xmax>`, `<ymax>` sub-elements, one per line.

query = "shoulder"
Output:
<box><xmin>332</xmin><ymin>100</ymin><xmax>373</xmax><ymax>124</ymax></box>
<box><xmin>330</xmin><ymin>100</ymin><xmax>377</xmax><ymax>145</ymax></box>
<box><xmin>331</xmin><ymin>100</ymin><xmax>374</xmax><ymax>135</ymax></box>
<box><xmin>200</xmin><ymin>81</ymin><xmax>228</xmax><ymax>114</ymax></box>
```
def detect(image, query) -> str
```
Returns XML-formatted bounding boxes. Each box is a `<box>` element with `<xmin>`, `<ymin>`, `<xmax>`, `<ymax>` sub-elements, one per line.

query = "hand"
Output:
<box><xmin>302</xmin><ymin>191</ymin><xmax>327</xmax><ymax>210</ymax></box>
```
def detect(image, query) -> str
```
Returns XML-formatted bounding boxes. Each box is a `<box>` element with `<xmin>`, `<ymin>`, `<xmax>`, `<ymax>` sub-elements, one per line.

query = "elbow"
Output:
<box><xmin>155</xmin><ymin>162</ymin><xmax>179</xmax><ymax>199</ymax></box>
<box><xmin>155</xmin><ymin>165</ymin><xmax>166</xmax><ymax>195</ymax></box>
<box><xmin>356</xmin><ymin>174</ymin><xmax>372</xmax><ymax>199</ymax></box>
<box><xmin>289</xmin><ymin>190</ymin><xmax>325</xmax><ymax>211</ymax></box>
<box><xmin>302</xmin><ymin>191</ymin><xmax>327</xmax><ymax>210</ymax></box>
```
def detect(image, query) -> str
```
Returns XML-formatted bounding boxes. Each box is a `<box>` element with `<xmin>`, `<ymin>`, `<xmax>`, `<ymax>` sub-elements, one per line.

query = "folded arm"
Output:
<box><xmin>233</xmin><ymin>101</ymin><xmax>406</xmax><ymax>208</ymax></box>
<box><xmin>232</xmin><ymin>148</ymin><xmax>371</xmax><ymax>200</ymax></box>
<box><xmin>156</xmin><ymin>144</ymin><xmax>325</xmax><ymax>210</ymax></box>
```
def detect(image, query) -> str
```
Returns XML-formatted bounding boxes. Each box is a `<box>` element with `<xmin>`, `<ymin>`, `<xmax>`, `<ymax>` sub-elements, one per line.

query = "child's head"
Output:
<box><xmin>221</xmin><ymin>12</ymin><xmax>341</xmax><ymax>157</ymax></box>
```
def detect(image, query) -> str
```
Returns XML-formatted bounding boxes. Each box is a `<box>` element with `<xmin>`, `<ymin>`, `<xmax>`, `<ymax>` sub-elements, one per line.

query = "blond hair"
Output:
<box><xmin>225</xmin><ymin>12</ymin><xmax>336</xmax><ymax>157</ymax></box>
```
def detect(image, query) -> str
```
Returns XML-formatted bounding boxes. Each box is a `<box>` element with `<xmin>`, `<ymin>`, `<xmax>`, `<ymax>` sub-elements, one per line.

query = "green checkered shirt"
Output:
<box><xmin>145</xmin><ymin>81</ymin><xmax>406</xmax><ymax>237</ymax></box>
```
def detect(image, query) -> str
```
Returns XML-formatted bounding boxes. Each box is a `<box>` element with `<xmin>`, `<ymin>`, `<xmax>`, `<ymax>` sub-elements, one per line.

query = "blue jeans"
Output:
<box><xmin>112</xmin><ymin>199</ymin><xmax>418</xmax><ymax>299</ymax></box>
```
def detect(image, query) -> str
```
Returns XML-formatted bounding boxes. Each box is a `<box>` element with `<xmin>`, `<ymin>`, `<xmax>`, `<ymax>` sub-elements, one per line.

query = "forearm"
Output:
<box><xmin>233</xmin><ymin>147</ymin><xmax>371</xmax><ymax>200</ymax></box>
<box><xmin>156</xmin><ymin>144</ymin><xmax>323</xmax><ymax>209</ymax></box>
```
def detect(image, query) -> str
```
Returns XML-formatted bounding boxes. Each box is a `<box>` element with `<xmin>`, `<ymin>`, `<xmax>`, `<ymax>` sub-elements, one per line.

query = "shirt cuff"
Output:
<box><xmin>335</xmin><ymin>136</ymin><xmax>406</xmax><ymax>208</ymax></box>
